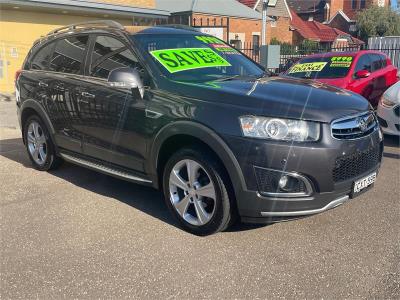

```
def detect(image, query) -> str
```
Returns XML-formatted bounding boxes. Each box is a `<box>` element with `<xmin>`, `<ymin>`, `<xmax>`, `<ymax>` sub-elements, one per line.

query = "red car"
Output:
<box><xmin>284</xmin><ymin>50</ymin><xmax>398</xmax><ymax>107</ymax></box>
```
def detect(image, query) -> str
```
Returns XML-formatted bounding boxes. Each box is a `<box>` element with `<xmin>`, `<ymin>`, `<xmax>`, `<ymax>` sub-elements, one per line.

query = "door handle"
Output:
<box><xmin>38</xmin><ymin>81</ymin><xmax>48</xmax><ymax>87</ymax></box>
<box><xmin>78</xmin><ymin>99</ymin><xmax>89</xmax><ymax>104</ymax></box>
<box><xmin>81</xmin><ymin>91</ymin><xmax>95</xmax><ymax>99</ymax></box>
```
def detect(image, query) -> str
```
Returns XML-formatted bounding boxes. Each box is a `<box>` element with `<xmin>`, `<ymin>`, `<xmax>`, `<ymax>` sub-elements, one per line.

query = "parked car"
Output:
<box><xmin>377</xmin><ymin>81</ymin><xmax>400</xmax><ymax>136</ymax></box>
<box><xmin>283</xmin><ymin>51</ymin><xmax>398</xmax><ymax>107</ymax></box>
<box><xmin>16</xmin><ymin>22</ymin><xmax>383</xmax><ymax>235</ymax></box>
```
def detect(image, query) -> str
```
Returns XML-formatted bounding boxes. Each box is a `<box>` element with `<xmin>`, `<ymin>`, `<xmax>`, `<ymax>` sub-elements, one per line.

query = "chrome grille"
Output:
<box><xmin>331</xmin><ymin>112</ymin><xmax>378</xmax><ymax>140</ymax></box>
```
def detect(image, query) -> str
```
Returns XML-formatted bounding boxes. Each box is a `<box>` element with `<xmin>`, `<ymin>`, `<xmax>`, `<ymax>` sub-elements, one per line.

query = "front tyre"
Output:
<box><xmin>24</xmin><ymin>115</ymin><xmax>62</xmax><ymax>171</ymax></box>
<box><xmin>163</xmin><ymin>148</ymin><xmax>233</xmax><ymax>235</ymax></box>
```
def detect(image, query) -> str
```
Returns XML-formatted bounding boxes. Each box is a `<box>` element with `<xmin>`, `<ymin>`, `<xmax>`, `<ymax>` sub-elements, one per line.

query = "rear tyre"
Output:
<box><xmin>163</xmin><ymin>147</ymin><xmax>233</xmax><ymax>235</ymax></box>
<box><xmin>24</xmin><ymin>115</ymin><xmax>62</xmax><ymax>171</ymax></box>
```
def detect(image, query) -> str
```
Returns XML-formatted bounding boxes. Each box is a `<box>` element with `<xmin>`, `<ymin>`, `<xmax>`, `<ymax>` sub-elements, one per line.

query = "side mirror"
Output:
<box><xmin>355</xmin><ymin>70</ymin><xmax>370</xmax><ymax>79</ymax></box>
<box><xmin>108</xmin><ymin>67</ymin><xmax>144</xmax><ymax>98</ymax></box>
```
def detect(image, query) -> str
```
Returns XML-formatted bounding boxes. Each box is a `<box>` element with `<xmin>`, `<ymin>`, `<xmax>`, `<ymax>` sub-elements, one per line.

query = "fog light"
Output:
<box><xmin>279</xmin><ymin>175</ymin><xmax>289</xmax><ymax>189</ymax></box>
<box><xmin>278</xmin><ymin>175</ymin><xmax>300</xmax><ymax>192</ymax></box>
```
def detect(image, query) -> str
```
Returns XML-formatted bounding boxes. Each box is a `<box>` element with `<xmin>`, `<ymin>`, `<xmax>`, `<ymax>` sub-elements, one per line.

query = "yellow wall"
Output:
<box><xmin>0</xmin><ymin>9</ymin><xmax>133</xmax><ymax>93</ymax></box>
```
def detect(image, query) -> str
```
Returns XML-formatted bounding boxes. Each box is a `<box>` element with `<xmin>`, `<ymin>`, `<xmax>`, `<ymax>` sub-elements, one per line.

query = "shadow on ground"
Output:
<box><xmin>383</xmin><ymin>134</ymin><xmax>400</xmax><ymax>160</ymax></box>
<box><xmin>0</xmin><ymin>137</ymin><xmax>267</xmax><ymax>233</ymax></box>
<box><xmin>3</xmin><ymin>135</ymin><xmax>397</xmax><ymax>233</ymax></box>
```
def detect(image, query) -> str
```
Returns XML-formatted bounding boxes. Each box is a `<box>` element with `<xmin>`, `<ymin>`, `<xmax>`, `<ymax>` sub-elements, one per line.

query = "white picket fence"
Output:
<box><xmin>368</xmin><ymin>36</ymin><xmax>400</xmax><ymax>70</ymax></box>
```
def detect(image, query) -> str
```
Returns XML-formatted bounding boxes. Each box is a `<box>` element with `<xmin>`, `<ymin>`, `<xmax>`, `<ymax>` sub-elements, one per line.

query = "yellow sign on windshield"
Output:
<box><xmin>289</xmin><ymin>62</ymin><xmax>327</xmax><ymax>73</ymax></box>
<box><xmin>330</xmin><ymin>56</ymin><xmax>353</xmax><ymax>67</ymax></box>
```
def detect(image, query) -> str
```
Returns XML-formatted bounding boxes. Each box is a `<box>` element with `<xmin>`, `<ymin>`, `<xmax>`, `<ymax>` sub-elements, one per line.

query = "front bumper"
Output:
<box><xmin>377</xmin><ymin>104</ymin><xmax>400</xmax><ymax>136</ymax></box>
<box><xmin>223</xmin><ymin>124</ymin><xmax>383</xmax><ymax>221</ymax></box>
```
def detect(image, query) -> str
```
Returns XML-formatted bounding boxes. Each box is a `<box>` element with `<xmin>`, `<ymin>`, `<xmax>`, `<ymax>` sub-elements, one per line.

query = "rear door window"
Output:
<box><xmin>370</xmin><ymin>54</ymin><xmax>384</xmax><ymax>72</ymax></box>
<box><xmin>380</xmin><ymin>54</ymin><xmax>387</xmax><ymax>68</ymax></box>
<box><xmin>30</xmin><ymin>42</ymin><xmax>55</xmax><ymax>71</ymax></box>
<box><xmin>49</xmin><ymin>35</ymin><xmax>89</xmax><ymax>74</ymax></box>
<box><xmin>89</xmin><ymin>35</ymin><xmax>139</xmax><ymax>80</ymax></box>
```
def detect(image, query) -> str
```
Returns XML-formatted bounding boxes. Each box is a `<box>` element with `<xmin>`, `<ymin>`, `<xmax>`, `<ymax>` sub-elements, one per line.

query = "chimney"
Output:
<box><xmin>324</xmin><ymin>3</ymin><xmax>331</xmax><ymax>22</ymax></box>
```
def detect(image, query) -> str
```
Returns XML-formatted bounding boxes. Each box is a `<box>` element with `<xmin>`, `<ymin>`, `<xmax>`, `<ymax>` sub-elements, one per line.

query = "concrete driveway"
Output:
<box><xmin>0</xmin><ymin>105</ymin><xmax>399</xmax><ymax>298</ymax></box>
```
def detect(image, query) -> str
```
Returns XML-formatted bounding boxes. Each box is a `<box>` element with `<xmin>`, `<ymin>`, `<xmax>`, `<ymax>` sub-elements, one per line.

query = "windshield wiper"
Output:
<box><xmin>214</xmin><ymin>75</ymin><xmax>242</xmax><ymax>82</ymax></box>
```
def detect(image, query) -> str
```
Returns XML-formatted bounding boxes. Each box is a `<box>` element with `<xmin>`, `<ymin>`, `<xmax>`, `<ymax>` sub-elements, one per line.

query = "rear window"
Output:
<box><xmin>287</xmin><ymin>55</ymin><xmax>355</xmax><ymax>79</ymax></box>
<box><xmin>30</xmin><ymin>42</ymin><xmax>55</xmax><ymax>71</ymax></box>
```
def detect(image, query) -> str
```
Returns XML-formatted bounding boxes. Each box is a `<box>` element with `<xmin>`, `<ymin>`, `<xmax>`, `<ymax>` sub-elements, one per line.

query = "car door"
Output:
<box><xmin>46</xmin><ymin>34</ymin><xmax>90</xmax><ymax>153</ymax></box>
<box><xmin>78</xmin><ymin>34</ymin><xmax>149</xmax><ymax>172</ymax></box>
<box><xmin>368</xmin><ymin>54</ymin><xmax>383</xmax><ymax>100</ymax></box>
<box><xmin>348</xmin><ymin>54</ymin><xmax>373</xmax><ymax>100</ymax></box>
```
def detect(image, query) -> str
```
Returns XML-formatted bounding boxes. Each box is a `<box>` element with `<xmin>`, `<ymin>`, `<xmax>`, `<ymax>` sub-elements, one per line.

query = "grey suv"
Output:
<box><xmin>16</xmin><ymin>21</ymin><xmax>383</xmax><ymax>235</ymax></box>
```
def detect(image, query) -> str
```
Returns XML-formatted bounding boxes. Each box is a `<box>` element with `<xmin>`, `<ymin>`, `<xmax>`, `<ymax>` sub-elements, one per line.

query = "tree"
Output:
<box><xmin>356</xmin><ymin>6</ymin><xmax>400</xmax><ymax>41</ymax></box>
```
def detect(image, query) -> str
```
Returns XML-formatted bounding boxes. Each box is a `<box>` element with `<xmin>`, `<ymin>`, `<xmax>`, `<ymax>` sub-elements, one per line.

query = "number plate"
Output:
<box><xmin>352</xmin><ymin>172</ymin><xmax>377</xmax><ymax>196</ymax></box>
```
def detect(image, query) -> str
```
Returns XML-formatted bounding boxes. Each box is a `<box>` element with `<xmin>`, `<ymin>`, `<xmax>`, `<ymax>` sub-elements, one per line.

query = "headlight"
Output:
<box><xmin>239</xmin><ymin>116</ymin><xmax>320</xmax><ymax>142</ymax></box>
<box><xmin>381</xmin><ymin>95</ymin><xmax>397</xmax><ymax>108</ymax></box>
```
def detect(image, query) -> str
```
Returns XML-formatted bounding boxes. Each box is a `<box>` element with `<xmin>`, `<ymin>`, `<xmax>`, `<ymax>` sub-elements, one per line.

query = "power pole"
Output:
<box><xmin>261</xmin><ymin>0</ymin><xmax>269</xmax><ymax>45</ymax></box>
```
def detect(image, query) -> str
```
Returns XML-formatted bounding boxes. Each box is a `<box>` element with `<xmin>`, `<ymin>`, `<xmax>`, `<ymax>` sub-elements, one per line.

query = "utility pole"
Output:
<box><xmin>261</xmin><ymin>0</ymin><xmax>269</xmax><ymax>45</ymax></box>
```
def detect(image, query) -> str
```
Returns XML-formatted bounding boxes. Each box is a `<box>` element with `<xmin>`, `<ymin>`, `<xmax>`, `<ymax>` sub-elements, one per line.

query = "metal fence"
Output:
<box><xmin>233</xmin><ymin>43</ymin><xmax>400</xmax><ymax>73</ymax></box>
<box><xmin>235</xmin><ymin>42</ymin><xmax>260</xmax><ymax>63</ymax></box>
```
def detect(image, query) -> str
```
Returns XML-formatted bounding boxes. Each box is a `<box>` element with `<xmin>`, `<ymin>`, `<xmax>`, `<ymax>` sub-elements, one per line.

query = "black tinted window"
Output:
<box><xmin>49</xmin><ymin>35</ymin><xmax>89</xmax><ymax>74</ymax></box>
<box><xmin>370</xmin><ymin>54</ymin><xmax>382</xmax><ymax>71</ymax></box>
<box><xmin>31</xmin><ymin>42</ymin><xmax>55</xmax><ymax>70</ymax></box>
<box><xmin>370</xmin><ymin>54</ymin><xmax>387</xmax><ymax>71</ymax></box>
<box><xmin>90</xmin><ymin>35</ymin><xmax>139</xmax><ymax>79</ymax></box>
<box><xmin>354</xmin><ymin>54</ymin><xmax>372</xmax><ymax>74</ymax></box>
<box><xmin>381</xmin><ymin>54</ymin><xmax>387</xmax><ymax>68</ymax></box>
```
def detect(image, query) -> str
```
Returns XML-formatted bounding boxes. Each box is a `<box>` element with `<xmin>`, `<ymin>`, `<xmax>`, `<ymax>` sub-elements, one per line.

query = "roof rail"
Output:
<box><xmin>47</xmin><ymin>20</ymin><xmax>124</xmax><ymax>36</ymax></box>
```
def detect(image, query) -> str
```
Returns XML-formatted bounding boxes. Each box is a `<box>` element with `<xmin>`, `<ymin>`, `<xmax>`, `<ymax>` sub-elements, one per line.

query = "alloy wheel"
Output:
<box><xmin>169</xmin><ymin>159</ymin><xmax>217</xmax><ymax>226</ymax></box>
<box><xmin>27</xmin><ymin>121</ymin><xmax>47</xmax><ymax>165</ymax></box>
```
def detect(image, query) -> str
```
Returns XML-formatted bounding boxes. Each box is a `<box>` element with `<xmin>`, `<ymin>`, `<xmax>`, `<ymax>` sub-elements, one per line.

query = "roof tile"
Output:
<box><xmin>290</xmin><ymin>9</ymin><xmax>363</xmax><ymax>44</ymax></box>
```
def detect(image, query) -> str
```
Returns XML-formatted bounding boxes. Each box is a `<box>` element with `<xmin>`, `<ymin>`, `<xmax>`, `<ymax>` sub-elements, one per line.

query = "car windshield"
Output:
<box><xmin>132</xmin><ymin>34</ymin><xmax>264</xmax><ymax>82</ymax></box>
<box><xmin>286</xmin><ymin>55</ymin><xmax>355</xmax><ymax>79</ymax></box>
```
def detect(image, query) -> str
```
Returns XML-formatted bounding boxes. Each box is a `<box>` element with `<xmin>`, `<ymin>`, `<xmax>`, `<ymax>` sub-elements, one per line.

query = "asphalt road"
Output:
<box><xmin>1</xmin><ymin>105</ymin><xmax>399</xmax><ymax>298</ymax></box>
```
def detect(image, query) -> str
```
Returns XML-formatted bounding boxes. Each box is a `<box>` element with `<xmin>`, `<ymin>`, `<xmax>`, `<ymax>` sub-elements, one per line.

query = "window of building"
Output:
<box><xmin>360</xmin><ymin>0</ymin><xmax>366</xmax><ymax>8</ymax></box>
<box><xmin>0</xmin><ymin>60</ymin><xmax>3</xmax><ymax>79</ymax></box>
<box><xmin>252</xmin><ymin>34</ymin><xmax>260</xmax><ymax>54</ymax></box>
<box><xmin>90</xmin><ymin>35</ymin><xmax>139</xmax><ymax>80</ymax></box>
<box><xmin>30</xmin><ymin>42</ymin><xmax>56</xmax><ymax>71</ymax></box>
<box><xmin>10</xmin><ymin>47</ymin><xmax>18</xmax><ymax>58</ymax></box>
<box><xmin>352</xmin><ymin>0</ymin><xmax>358</xmax><ymax>9</ymax></box>
<box><xmin>230</xmin><ymin>39</ymin><xmax>242</xmax><ymax>49</ymax></box>
<box><xmin>49</xmin><ymin>35</ymin><xmax>89</xmax><ymax>74</ymax></box>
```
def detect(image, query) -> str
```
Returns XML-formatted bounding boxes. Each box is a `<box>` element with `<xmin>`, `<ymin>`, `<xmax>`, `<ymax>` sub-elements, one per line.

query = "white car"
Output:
<box><xmin>377</xmin><ymin>82</ymin><xmax>400</xmax><ymax>136</ymax></box>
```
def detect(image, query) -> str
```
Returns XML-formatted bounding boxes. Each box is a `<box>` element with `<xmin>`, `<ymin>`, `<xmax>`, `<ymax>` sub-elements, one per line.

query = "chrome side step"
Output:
<box><xmin>60</xmin><ymin>153</ymin><xmax>152</xmax><ymax>184</ymax></box>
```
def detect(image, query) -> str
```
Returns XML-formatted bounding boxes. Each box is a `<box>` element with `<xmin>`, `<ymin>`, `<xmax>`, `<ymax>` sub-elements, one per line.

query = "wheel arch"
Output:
<box><xmin>148</xmin><ymin>121</ymin><xmax>246</xmax><ymax>198</ymax></box>
<box><xmin>20</xmin><ymin>100</ymin><xmax>57</xmax><ymax>150</ymax></box>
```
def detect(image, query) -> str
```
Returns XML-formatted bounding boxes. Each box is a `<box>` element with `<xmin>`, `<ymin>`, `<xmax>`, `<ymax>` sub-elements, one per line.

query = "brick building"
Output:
<box><xmin>0</xmin><ymin>0</ymin><xmax>169</xmax><ymax>93</ymax></box>
<box><xmin>156</xmin><ymin>0</ymin><xmax>270</xmax><ymax>48</ymax></box>
<box><xmin>239</xmin><ymin>0</ymin><xmax>364</xmax><ymax>46</ymax></box>
<box><xmin>325</xmin><ymin>0</ymin><xmax>391</xmax><ymax>34</ymax></box>
<box><xmin>238</xmin><ymin>0</ymin><xmax>294</xmax><ymax>44</ymax></box>
<box><xmin>287</xmin><ymin>0</ymin><xmax>391</xmax><ymax>34</ymax></box>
